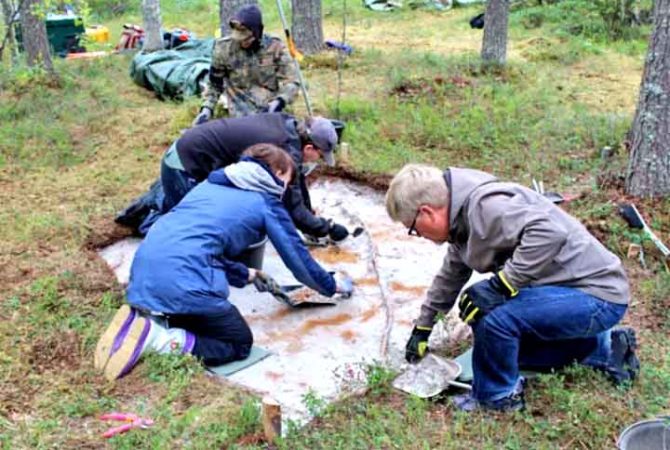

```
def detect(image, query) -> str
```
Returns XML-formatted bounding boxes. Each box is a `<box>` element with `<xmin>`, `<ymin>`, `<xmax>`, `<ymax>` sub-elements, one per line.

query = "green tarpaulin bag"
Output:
<box><xmin>129</xmin><ymin>38</ymin><xmax>214</xmax><ymax>100</ymax></box>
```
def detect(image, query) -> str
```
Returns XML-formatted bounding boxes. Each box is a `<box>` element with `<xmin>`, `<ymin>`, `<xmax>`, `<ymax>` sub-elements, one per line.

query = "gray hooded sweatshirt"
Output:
<box><xmin>417</xmin><ymin>167</ymin><xmax>630</xmax><ymax>328</ymax></box>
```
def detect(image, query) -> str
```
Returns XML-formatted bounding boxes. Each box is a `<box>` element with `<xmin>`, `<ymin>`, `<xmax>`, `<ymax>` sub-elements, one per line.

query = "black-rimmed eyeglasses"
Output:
<box><xmin>408</xmin><ymin>209</ymin><xmax>421</xmax><ymax>236</ymax></box>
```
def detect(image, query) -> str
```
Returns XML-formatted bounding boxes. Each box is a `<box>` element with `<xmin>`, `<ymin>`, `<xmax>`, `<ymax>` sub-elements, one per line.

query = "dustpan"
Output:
<box><xmin>393</xmin><ymin>354</ymin><xmax>472</xmax><ymax>398</ymax></box>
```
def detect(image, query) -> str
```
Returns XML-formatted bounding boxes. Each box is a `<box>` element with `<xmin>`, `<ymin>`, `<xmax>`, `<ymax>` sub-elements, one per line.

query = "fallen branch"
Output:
<box><xmin>345</xmin><ymin>211</ymin><xmax>394</xmax><ymax>360</ymax></box>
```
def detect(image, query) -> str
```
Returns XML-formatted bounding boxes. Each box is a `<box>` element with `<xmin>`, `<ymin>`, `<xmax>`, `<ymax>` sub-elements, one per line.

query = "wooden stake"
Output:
<box><xmin>262</xmin><ymin>396</ymin><xmax>281</xmax><ymax>443</ymax></box>
<box><xmin>627</xmin><ymin>243</ymin><xmax>641</xmax><ymax>260</ymax></box>
<box><xmin>339</xmin><ymin>142</ymin><xmax>350</xmax><ymax>164</ymax></box>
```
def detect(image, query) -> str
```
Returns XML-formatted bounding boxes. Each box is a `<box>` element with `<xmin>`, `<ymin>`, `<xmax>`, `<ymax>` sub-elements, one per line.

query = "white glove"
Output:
<box><xmin>334</xmin><ymin>271</ymin><xmax>354</xmax><ymax>298</ymax></box>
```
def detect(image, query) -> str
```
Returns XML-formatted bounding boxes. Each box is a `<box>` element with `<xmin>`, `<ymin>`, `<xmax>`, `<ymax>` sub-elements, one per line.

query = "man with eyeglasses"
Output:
<box><xmin>193</xmin><ymin>4</ymin><xmax>299</xmax><ymax>124</ymax></box>
<box><xmin>385</xmin><ymin>164</ymin><xmax>638</xmax><ymax>412</ymax></box>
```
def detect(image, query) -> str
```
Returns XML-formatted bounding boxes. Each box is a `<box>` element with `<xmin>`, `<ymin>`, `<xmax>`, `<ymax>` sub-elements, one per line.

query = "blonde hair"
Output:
<box><xmin>385</xmin><ymin>164</ymin><xmax>449</xmax><ymax>224</ymax></box>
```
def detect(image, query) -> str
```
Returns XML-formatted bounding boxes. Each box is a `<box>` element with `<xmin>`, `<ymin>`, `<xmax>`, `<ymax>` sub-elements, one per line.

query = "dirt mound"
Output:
<box><xmin>83</xmin><ymin>216</ymin><xmax>134</xmax><ymax>251</ymax></box>
<box><xmin>28</xmin><ymin>330</ymin><xmax>82</xmax><ymax>374</ymax></box>
<box><xmin>390</xmin><ymin>75</ymin><xmax>473</xmax><ymax>100</ymax></box>
<box><xmin>321</xmin><ymin>166</ymin><xmax>392</xmax><ymax>192</ymax></box>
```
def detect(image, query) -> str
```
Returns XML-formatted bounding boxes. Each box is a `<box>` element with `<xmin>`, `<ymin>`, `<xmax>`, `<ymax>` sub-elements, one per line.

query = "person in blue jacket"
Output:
<box><xmin>95</xmin><ymin>143</ymin><xmax>354</xmax><ymax>381</ymax></box>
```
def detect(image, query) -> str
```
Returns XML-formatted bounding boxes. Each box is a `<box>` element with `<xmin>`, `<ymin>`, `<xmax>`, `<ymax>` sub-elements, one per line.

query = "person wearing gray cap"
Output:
<box><xmin>116</xmin><ymin>113</ymin><xmax>349</xmax><ymax>242</ymax></box>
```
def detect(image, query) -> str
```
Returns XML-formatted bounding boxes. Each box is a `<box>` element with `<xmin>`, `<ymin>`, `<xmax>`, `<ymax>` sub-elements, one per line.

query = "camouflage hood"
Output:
<box><xmin>232</xmin><ymin>5</ymin><xmax>264</xmax><ymax>43</ymax></box>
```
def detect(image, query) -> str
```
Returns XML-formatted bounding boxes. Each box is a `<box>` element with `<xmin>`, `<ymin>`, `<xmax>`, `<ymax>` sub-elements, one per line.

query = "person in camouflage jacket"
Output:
<box><xmin>193</xmin><ymin>5</ymin><xmax>299</xmax><ymax>124</ymax></box>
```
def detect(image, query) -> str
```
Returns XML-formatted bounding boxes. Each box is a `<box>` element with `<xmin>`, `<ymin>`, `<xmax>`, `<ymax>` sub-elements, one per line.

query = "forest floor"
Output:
<box><xmin>1</xmin><ymin>1</ymin><xmax>668</xmax><ymax>448</ymax></box>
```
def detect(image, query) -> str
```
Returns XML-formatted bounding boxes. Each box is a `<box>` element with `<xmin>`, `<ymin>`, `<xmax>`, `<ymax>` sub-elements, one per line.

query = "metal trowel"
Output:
<box><xmin>271</xmin><ymin>284</ymin><xmax>339</xmax><ymax>308</ymax></box>
<box><xmin>393</xmin><ymin>354</ymin><xmax>472</xmax><ymax>398</ymax></box>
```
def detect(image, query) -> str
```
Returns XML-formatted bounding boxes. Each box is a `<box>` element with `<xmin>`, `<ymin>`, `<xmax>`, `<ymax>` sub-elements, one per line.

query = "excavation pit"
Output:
<box><xmin>99</xmin><ymin>178</ymin><xmax>483</xmax><ymax>424</ymax></box>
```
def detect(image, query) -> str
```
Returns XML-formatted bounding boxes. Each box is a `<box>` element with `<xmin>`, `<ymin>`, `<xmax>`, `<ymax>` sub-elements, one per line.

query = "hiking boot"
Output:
<box><xmin>453</xmin><ymin>378</ymin><xmax>525</xmax><ymax>412</ymax></box>
<box><xmin>95</xmin><ymin>306</ymin><xmax>195</xmax><ymax>381</ymax></box>
<box><xmin>94</xmin><ymin>304</ymin><xmax>137</xmax><ymax>371</ymax></box>
<box><xmin>608</xmin><ymin>327</ymin><xmax>640</xmax><ymax>386</ymax></box>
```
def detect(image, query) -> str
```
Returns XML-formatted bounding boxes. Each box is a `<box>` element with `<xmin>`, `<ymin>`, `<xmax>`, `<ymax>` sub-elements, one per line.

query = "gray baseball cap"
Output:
<box><xmin>307</xmin><ymin>117</ymin><xmax>338</xmax><ymax>166</ymax></box>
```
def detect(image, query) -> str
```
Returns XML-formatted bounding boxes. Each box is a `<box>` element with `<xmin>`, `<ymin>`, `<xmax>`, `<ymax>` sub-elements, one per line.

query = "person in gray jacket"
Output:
<box><xmin>385</xmin><ymin>164</ymin><xmax>639</xmax><ymax>412</ymax></box>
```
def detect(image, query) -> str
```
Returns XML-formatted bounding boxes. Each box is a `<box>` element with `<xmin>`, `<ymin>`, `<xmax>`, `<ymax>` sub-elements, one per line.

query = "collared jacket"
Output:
<box><xmin>175</xmin><ymin>113</ymin><xmax>331</xmax><ymax>237</ymax></box>
<box><xmin>127</xmin><ymin>159</ymin><xmax>336</xmax><ymax>315</ymax></box>
<box><xmin>417</xmin><ymin>167</ymin><xmax>630</xmax><ymax>327</ymax></box>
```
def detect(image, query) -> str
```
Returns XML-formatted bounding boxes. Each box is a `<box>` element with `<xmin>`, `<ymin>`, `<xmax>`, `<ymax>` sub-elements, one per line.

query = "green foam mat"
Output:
<box><xmin>207</xmin><ymin>346</ymin><xmax>272</xmax><ymax>377</ymax></box>
<box><xmin>454</xmin><ymin>347</ymin><xmax>539</xmax><ymax>382</ymax></box>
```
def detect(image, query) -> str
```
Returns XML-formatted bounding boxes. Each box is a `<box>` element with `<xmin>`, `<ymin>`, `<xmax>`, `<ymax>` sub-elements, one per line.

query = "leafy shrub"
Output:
<box><xmin>512</xmin><ymin>0</ymin><xmax>653</xmax><ymax>41</ymax></box>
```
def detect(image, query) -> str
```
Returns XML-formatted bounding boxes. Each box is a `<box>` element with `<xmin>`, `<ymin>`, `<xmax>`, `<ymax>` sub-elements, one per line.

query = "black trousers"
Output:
<box><xmin>167</xmin><ymin>305</ymin><xmax>253</xmax><ymax>367</ymax></box>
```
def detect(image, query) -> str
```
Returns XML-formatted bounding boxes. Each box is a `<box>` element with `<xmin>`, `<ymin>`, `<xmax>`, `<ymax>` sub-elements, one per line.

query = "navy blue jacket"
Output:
<box><xmin>126</xmin><ymin>163</ymin><xmax>336</xmax><ymax>315</ymax></box>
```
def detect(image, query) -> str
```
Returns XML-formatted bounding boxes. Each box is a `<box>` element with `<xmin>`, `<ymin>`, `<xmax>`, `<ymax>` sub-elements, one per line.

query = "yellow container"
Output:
<box><xmin>85</xmin><ymin>25</ymin><xmax>110</xmax><ymax>43</ymax></box>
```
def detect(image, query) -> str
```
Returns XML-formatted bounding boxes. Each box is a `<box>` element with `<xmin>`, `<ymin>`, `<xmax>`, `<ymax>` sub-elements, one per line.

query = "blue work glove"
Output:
<box><xmin>405</xmin><ymin>325</ymin><xmax>432</xmax><ymax>363</ymax></box>
<box><xmin>192</xmin><ymin>107</ymin><xmax>212</xmax><ymax>126</ymax></box>
<box><xmin>459</xmin><ymin>271</ymin><xmax>518</xmax><ymax>325</ymax></box>
<box><xmin>334</xmin><ymin>271</ymin><xmax>354</xmax><ymax>298</ymax></box>
<box><xmin>267</xmin><ymin>98</ymin><xmax>285</xmax><ymax>113</ymax></box>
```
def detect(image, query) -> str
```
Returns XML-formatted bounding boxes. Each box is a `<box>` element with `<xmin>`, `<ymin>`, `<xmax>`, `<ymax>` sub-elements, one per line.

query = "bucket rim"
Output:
<box><xmin>247</xmin><ymin>235</ymin><xmax>268</xmax><ymax>249</ymax></box>
<box><xmin>617</xmin><ymin>417</ymin><xmax>670</xmax><ymax>449</ymax></box>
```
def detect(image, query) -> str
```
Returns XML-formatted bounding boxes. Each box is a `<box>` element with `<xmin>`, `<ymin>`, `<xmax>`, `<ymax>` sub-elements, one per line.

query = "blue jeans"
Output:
<box><xmin>471</xmin><ymin>285</ymin><xmax>627</xmax><ymax>402</ymax></box>
<box><xmin>160</xmin><ymin>158</ymin><xmax>198</xmax><ymax>214</ymax></box>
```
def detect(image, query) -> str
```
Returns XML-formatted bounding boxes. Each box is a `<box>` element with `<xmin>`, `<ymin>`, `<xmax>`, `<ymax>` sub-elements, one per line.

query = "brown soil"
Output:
<box><xmin>389</xmin><ymin>281</ymin><xmax>427</xmax><ymax>296</ymax></box>
<box><xmin>359</xmin><ymin>306</ymin><xmax>380</xmax><ymax>323</ymax></box>
<box><xmin>236</xmin><ymin>432</ymin><xmax>266</xmax><ymax>447</ymax></box>
<box><xmin>269</xmin><ymin>307</ymin><xmax>293</xmax><ymax>321</ymax></box>
<box><xmin>28</xmin><ymin>330</ymin><xmax>82</xmax><ymax>374</ymax></box>
<box><xmin>83</xmin><ymin>216</ymin><xmax>134</xmax><ymax>250</ymax></box>
<box><xmin>390</xmin><ymin>75</ymin><xmax>473</xmax><ymax>100</ymax></box>
<box><xmin>621</xmin><ymin>261</ymin><xmax>669</xmax><ymax>334</ymax></box>
<box><xmin>320</xmin><ymin>167</ymin><xmax>392</xmax><ymax>192</ymax></box>
<box><xmin>340</xmin><ymin>329</ymin><xmax>357</xmax><ymax>342</ymax></box>
<box><xmin>354</xmin><ymin>277</ymin><xmax>380</xmax><ymax>286</ymax></box>
<box><xmin>300</xmin><ymin>313</ymin><xmax>354</xmax><ymax>333</ymax></box>
<box><xmin>310</xmin><ymin>246</ymin><xmax>359</xmax><ymax>264</ymax></box>
<box><xmin>290</xmin><ymin>288</ymin><xmax>316</xmax><ymax>303</ymax></box>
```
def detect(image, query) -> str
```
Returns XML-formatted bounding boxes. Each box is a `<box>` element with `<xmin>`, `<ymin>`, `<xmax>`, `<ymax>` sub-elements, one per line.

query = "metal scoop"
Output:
<box><xmin>393</xmin><ymin>354</ymin><xmax>472</xmax><ymax>398</ymax></box>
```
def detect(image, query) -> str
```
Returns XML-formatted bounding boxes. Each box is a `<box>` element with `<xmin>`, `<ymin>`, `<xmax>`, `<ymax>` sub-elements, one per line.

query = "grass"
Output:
<box><xmin>1</xmin><ymin>0</ymin><xmax>669</xmax><ymax>448</ymax></box>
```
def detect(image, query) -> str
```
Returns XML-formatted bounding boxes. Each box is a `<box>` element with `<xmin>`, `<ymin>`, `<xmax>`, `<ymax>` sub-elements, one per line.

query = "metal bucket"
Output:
<box><xmin>329</xmin><ymin>119</ymin><xmax>346</xmax><ymax>143</ymax></box>
<box><xmin>618</xmin><ymin>418</ymin><xmax>670</xmax><ymax>450</ymax></box>
<box><xmin>233</xmin><ymin>236</ymin><xmax>268</xmax><ymax>270</ymax></box>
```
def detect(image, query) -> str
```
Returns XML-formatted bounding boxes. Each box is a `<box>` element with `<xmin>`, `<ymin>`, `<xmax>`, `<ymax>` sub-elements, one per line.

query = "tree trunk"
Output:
<box><xmin>626</xmin><ymin>0</ymin><xmax>670</xmax><ymax>197</ymax></box>
<box><xmin>1</xmin><ymin>0</ymin><xmax>17</xmax><ymax>61</ymax></box>
<box><xmin>291</xmin><ymin>0</ymin><xmax>324</xmax><ymax>55</ymax></box>
<box><xmin>481</xmin><ymin>0</ymin><xmax>510</xmax><ymax>66</ymax></box>
<box><xmin>219</xmin><ymin>0</ymin><xmax>257</xmax><ymax>37</ymax></box>
<box><xmin>142</xmin><ymin>0</ymin><xmax>163</xmax><ymax>52</ymax></box>
<box><xmin>19</xmin><ymin>0</ymin><xmax>54</xmax><ymax>73</ymax></box>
